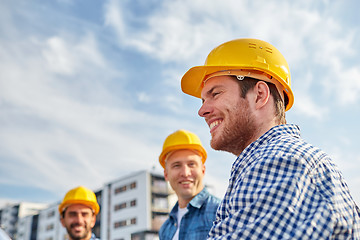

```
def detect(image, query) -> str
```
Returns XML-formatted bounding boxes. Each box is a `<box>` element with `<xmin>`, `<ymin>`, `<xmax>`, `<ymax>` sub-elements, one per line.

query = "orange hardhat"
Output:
<box><xmin>58</xmin><ymin>186</ymin><xmax>100</xmax><ymax>215</ymax></box>
<box><xmin>181</xmin><ymin>38</ymin><xmax>294</xmax><ymax>111</ymax></box>
<box><xmin>159</xmin><ymin>129</ymin><xmax>207</xmax><ymax>168</ymax></box>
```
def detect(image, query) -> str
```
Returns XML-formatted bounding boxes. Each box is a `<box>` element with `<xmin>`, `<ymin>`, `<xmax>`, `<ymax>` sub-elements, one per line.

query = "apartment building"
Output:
<box><xmin>100</xmin><ymin>170</ymin><xmax>174</xmax><ymax>240</ymax></box>
<box><xmin>0</xmin><ymin>202</ymin><xmax>48</xmax><ymax>239</ymax></box>
<box><xmin>17</xmin><ymin>214</ymin><xmax>36</xmax><ymax>240</ymax></box>
<box><xmin>36</xmin><ymin>203</ymin><xmax>67</xmax><ymax>240</ymax></box>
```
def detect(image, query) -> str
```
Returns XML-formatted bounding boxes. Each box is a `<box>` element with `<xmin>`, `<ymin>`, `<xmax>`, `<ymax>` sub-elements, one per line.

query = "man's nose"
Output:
<box><xmin>73</xmin><ymin>213</ymin><xmax>84</xmax><ymax>222</ymax></box>
<box><xmin>181</xmin><ymin>165</ymin><xmax>191</xmax><ymax>176</ymax></box>
<box><xmin>198</xmin><ymin>101</ymin><xmax>211</xmax><ymax>117</ymax></box>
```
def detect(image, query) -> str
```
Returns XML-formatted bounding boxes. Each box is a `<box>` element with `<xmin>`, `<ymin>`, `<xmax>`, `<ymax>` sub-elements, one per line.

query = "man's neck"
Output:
<box><xmin>178</xmin><ymin>196</ymin><xmax>193</xmax><ymax>208</ymax></box>
<box><xmin>177</xmin><ymin>187</ymin><xmax>203</xmax><ymax>208</ymax></box>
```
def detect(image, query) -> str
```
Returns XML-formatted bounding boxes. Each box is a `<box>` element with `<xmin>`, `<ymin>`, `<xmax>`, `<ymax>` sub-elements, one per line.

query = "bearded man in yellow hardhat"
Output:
<box><xmin>181</xmin><ymin>38</ymin><xmax>360</xmax><ymax>239</ymax></box>
<box><xmin>59</xmin><ymin>186</ymin><xmax>100</xmax><ymax>240</ymax></box>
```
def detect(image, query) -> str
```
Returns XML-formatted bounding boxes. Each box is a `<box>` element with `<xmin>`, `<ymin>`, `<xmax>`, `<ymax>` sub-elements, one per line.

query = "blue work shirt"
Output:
<box><xmin>160</xmin><ymin>187</ymin><xmax>220</xmax><ymax>240</ymax></box>
<box><xmin>208</xmin><ymin>124</ymin><xmax>360</xmax><ymax>239</ymax></box>
<box><xmin>90</xmin><ymin>233</ymin><xmax>100</xmax><ymax>240</ymax></box>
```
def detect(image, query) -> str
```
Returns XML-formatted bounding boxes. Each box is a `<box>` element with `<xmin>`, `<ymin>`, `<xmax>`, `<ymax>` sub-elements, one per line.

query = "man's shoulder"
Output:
<box><xmin>190</xmin><ymin>188</ymin><xmax>221</xmax><ymax>209</ymax></box>
<box><xmin>263</xmin><ymin>124</ymin><xmax>325</xmax><ymax>157</ymax></box>
<box><xmin>206</xmin><ymin>193</ymin><xmax>221</xmax><ymax>204</ymax></box>
<box><xmin>199</xmin><ymin>188</ymin><xmax>221</xmax><ymax>202</ymax></box>
<box><xmin>203</xmin><ymin>193</ymin><xmax>221</xmax><ymax>210</ymax></box>
<box><xmin>90</xmin><ymin>233</ymin><xmax>100</xmax><ymax>240</ymax></box>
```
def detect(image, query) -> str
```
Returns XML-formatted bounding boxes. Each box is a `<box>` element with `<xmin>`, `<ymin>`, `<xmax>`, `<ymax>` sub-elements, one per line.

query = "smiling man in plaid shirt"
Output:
<box><xmin>181</xmin><ymin>38</ymin><xmax>360</xmax><ymax>239</ymax></box>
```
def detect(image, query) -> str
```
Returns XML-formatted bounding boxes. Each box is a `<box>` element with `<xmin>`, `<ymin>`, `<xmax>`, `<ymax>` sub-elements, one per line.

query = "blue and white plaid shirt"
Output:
<box><xmin>208</xmin><ymin>124</ymin><xmax>360</xmax><ymax>239</ymax></box>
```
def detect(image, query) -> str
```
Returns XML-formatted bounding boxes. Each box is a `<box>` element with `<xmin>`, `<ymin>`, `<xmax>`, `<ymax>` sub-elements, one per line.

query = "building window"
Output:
<box><xmin>114</xmin><ymin>202</ymin><xmax>127</xmax><ymax>211</ymax></box>
<box><xmin>114</xmin><ymin>217</ymin><xmax>137</xmax><ymax>229</ymax></box>
<box><xmin>114</xmin><ymin>221</ymin><xmax>120</xmax><ymax>228</ymax></box>
<box><xmin>114</xmin><ymin>181</ymin><xmax>137</xmax><ymax>194</ymax></box>
<box><xmin>114</xmin><ymin>199</ymin><xmax>137</xmax><ymax>212</ymax></box>
<box><xmin>114</xmin><ymin>185</ymin><xmax>127</xmax><ymax>194</ymax></box>
<box><xmin>46</xmin><ymin>224</ymin><xmax>54</xmax><ymax>231</ymax></box>
<box><xmin>47</xmin><ymin>210</ymin><xmax>55</xmax><ymax>218</ymax></box>
<box><xmin>114</xmin><ymin>220</ymin><xmax>127</xmax><ymax>228</ymax></box>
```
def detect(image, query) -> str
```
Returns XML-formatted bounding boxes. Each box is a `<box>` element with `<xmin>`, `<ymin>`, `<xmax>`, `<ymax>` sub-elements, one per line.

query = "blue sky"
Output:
<box><xmin>1</xmin><ymin>0</ymin><xmax>360</xmax><ymax>207</ymax></box>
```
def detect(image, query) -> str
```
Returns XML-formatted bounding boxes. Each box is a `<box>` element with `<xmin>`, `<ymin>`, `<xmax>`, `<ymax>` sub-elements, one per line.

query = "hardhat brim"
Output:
<box><xmin>181</xmin><ymin>65</ymin><xmax>294</xmax><ymax>111</ymax></box>
<box><xmin>58</xmin><ymin>200</ymin><xmax>100</xmax><ymax>216</ymax></box>
<box><xmin>159</xmin><ymin>144</ymin><xmax>207</xmax><ymax>169</ymax></box>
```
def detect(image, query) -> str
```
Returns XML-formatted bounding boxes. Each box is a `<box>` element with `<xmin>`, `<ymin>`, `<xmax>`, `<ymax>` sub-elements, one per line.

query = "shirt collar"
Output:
<box><xmin>233</xmin><ymin>124</ymin><xmax>300</xmax><ymax>169</ymax></box>
<box><xmin>90</xmin><ymin>233</ymin><xmax>98</xmax><ymax>240</ymax></box>
<box><xmin>188</xmin><ymin>187</ymin><xmax>209</xmax><ymax>209</ymax></box>
<box><xmin>259</xmin><ymin>124</ymin><xmax>300</xmax><ymax>144</ymax></box>
<box><xmin>169</xmin><ymin>187</ymin><xmax>209</xmax><ymax>217</ymax></box>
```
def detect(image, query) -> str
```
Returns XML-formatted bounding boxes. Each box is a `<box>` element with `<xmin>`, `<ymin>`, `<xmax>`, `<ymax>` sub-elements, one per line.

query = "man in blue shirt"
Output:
<box><xmin>158</xmin><ymin>129</ymin><xmax>220</xmax><ymax>240</ymax></box>
<box><xmin>181</xmin><ymin>38</ymin><xmax>360</xmax><ymax>239</ymax></box>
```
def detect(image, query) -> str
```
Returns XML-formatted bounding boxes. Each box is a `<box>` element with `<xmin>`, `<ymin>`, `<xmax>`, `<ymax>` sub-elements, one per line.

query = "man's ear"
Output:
<box><xmin>164</xmin><ymin>169</ymin><xmax>168</xmax><ymax>181</ymax></box>
<box><xmin>60</xmin><ymin>216</ymin><xmax>65</xmax><ymax>227</ymax></box>
<box><xmin>254</xmin><ymin>81</ymin><xmax>270</xmax><ymax>110</ymax></box>
<box><xmin>90</xmin><ymin>214</ymin><xmax>96</xmax><ymax>228</ymax></box>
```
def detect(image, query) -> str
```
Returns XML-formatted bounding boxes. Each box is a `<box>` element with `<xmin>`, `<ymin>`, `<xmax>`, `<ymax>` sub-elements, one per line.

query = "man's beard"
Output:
<box><xmin>210</xmin><ymin>101</ymin><xmax>256</xmax><ymax>156</ymax></box>
<box><xmin>67</xmin><ymin>223</ymin><xmax>90</xmax><ymax>240</ymax></box>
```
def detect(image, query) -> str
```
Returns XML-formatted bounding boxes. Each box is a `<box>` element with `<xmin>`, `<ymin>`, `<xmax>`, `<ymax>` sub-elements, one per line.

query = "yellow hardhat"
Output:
<box><xmin>159</xmin><ymin>129</ymin><xmax>207</xmax><ymax>168</ymax></box>
<box><xmin>181</xmin><ymin>38</ymin><xmax>294</xmax><ymax>111</ymax></box>
<box><xmin>58</xmin><ymin>186</ymin><xmax>100</xmax><ymax>215</ymax></box>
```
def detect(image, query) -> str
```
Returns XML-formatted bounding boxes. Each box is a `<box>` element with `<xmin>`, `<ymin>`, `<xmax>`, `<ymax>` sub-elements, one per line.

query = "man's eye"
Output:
<box><xmin>212</xmin><ymin>91</ymin><xmax>220</xmax><ymax>97</ymax></box>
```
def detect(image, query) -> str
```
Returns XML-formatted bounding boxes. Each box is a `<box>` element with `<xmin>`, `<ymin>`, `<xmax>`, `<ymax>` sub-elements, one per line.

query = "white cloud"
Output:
<box><xmin>104</xmin><ymin>0</ymin><xmax>126</xmax><ymax>38</ymax></box>
<box><xmin>43</xmin><ymin>37</ymin><xmax>77</xmax><ymax>75</ymax></box>
<box><xmin>137</xmin><ymin>92</ymin><xmax>151</xmax><ymax>103</ymax></box>
<box><xmin>42</xmin><ymin>33</ymin><xmax>106</xmax><ymax>76</ymax></box>
<box><xmin>327</xmin><ymin>61</ymin><xmax>360</xmax><ymax>105</ymax></box>
<box><xmin>295</xmin><ymin>94</ymin><xmax>329</xmax><ymax>120</ymax></box>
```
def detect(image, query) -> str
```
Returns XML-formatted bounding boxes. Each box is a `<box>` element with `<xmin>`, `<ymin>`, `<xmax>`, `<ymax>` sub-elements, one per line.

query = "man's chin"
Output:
<box><xmin>69</xmin><ymin>231</ymin><xmax>87</xmax><ymax>240</ymax></box>
<box><xmin>179</xmin><ymin>190</ymin><xmax>194</xmax><ymax>198</ymax></box>
<box><xmin>210</xmin><ymin>138</ymin><xmax>223</xmax><ymax>151</ymax></box>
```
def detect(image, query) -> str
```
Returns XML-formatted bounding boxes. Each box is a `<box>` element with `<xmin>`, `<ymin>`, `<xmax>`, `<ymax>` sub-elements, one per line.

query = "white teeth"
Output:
<box><xmin>181</xmin><ymin>181</ymin><xmax>191</xmax><ymax>184</ymax></box>
<box><xmin>209</xmin><ymin>120</ymin><xmax>220</xmax><ymax>130</ymax></box>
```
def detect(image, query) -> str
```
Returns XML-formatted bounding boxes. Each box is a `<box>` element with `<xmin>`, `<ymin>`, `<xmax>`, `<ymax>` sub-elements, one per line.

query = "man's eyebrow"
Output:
<box><xmin>201</xmin><ymin>85</ymin><xmax>221</xmax><ymax>102</ymax></box>
<box><xmin>169</xmin><ymin>161</ymin><xmax>181</xmax><ymax>167</ymax></box>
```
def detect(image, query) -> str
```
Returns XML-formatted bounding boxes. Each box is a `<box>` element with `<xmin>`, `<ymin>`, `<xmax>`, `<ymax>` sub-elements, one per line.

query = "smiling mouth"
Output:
<box><xmin>71</xmin><ymin>225</ymin><xmax>84</xmax><ymax>233</ymax></box>
<box><xmin>180</xmin><ymin>181</ymin><xmax>192</xmax><ymax>185</ymax></box>
<box><xmin>209</xmin><ymin>120</ymin><xmax>221</xmax><ymax>131</ymax></box>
